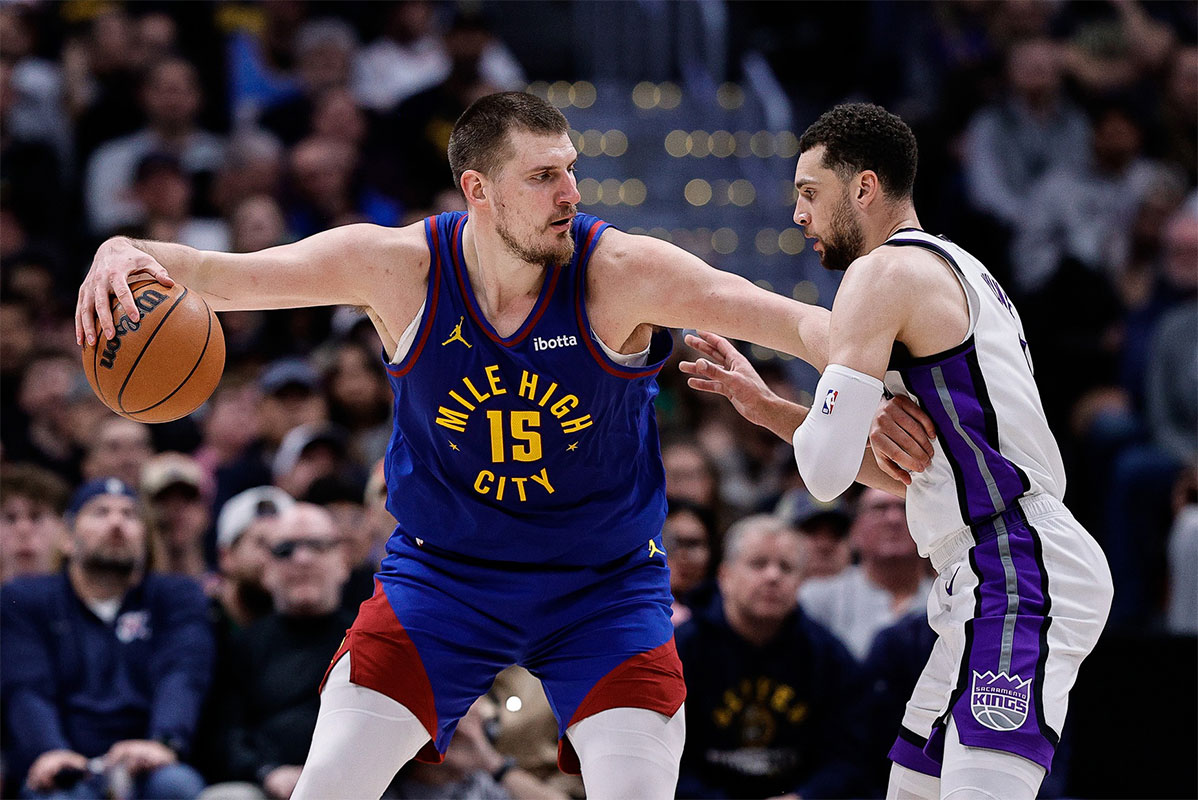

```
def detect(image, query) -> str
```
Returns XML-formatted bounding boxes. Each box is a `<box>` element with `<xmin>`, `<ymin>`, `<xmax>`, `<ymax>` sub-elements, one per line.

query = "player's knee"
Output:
<box><xmin>569</xmin><ymin>706</ymin><xmax>684</xmax><ymax>800</ymax></box>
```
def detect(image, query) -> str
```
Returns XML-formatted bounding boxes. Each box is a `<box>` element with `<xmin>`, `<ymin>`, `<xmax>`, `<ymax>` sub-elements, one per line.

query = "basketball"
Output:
<box><xmin>81</xmin><ymin>279</ymin><xmax>225</xmax><ymax>423</ymax></box>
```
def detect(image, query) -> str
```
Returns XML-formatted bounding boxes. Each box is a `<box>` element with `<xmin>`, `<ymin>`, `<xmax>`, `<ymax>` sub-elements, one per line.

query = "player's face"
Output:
<box><xmin>491</xmin><ymin>130</ymin><xmax>581</xmax><ymax>268</ymax></box>
<box><xmin>793</xmin><ymin>146</ymin><xmax>866</xmax><ymax>272</ymax></box>
<box><xmin>69</xmin><ymin>494</ymin><xmax>146</xmax><ymax>575</ymax></box>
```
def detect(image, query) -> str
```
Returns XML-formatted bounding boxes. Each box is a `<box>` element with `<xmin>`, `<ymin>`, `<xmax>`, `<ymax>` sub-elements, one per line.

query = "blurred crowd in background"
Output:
<box><xmin>0</xmin><ymin>1</ymin><xmax>1195</xmax><ymax>799</ymax></box>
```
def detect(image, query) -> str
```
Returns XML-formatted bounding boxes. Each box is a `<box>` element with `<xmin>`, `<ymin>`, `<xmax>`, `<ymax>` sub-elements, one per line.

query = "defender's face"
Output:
<box><xmin>792</xmin><ymin>146</ymin><xmax>865</xmax><ymax>272</ymax></box>
<box><xmin>491</xmin><ymin>130</ymin><xmax>581</xmax><ymax>267</ymax></box>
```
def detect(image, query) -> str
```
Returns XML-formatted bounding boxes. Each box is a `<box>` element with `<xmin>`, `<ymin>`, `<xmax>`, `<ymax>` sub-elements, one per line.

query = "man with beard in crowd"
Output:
<box><xmin>0</xmin><ymin>478</ymin><xmax>213</xmax><ymax>799</ymax></box>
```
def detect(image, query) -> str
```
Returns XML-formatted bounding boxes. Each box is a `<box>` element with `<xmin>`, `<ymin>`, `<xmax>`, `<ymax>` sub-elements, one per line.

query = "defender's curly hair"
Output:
<box><xmin>798</xmin><ymin>103</ymin><xmax>918</xmax><ymax>200</ymax></box>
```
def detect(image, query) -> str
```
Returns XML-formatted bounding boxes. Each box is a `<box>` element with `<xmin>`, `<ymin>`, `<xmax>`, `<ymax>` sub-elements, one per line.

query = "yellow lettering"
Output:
<box><xmin>511</xmin><ymin>476</ymin><xmax>528</xmax><ymax>501</ymax></box>
<box><xmin>486</xmin><ymin>410</ymin><xmax>505</xmax><ymax>463</ymax></box>
<box><xmin>756</xmin><ymin>677</ymin><xmax>771</xmax><ymax>702</ymax></box>
<box><xmin>550</xmin><ymin>395</ymin><xmax>579</xmax><ymax>418</ymax></box>
<box><xmin>474</xmin><ymin>470</ymin><xmax>495</xmax><ymax>495</ymax></box>
<box><xmin>495</xmin><ymin>476</ymin><xmax>506</xmax><ymax>501</ymax></box>
<box><xmin>529</xmin><ymin>468</ymin><xmax>554</xmax><ymax>495</ymax></box>
<box><xmin>485</xmin><ymin>364</ymin><xmax>506</xmax><ymax>396</ymax></box>
<box><xmin>723</xmin><ymin>691</ymin><xmax>743</xmax><ymax>713</ymax></box>
<box><xmin>435</xmin><ymin>407</ymin><xmax>469</xmax><ymax>432</ymax></box>
<box><xmin>771</xmin><ymin>685</ymin><xmax>795</xmax><ymax>713</ymax></box>
<box><xmin>462</xmin><ymin>377</ymin><xmax>490</xmax><ymax>404</ymax></box>
<box><xmin>447</xmin><ymin>391</ymin><xmax>475</xmax><ymax>412</ymax></box>
<box><xmin>714</xmin><ymin>709</ymin><xmax>732</xmax><ymax>727</ymax></box>
<box><xmin>787</xmin><ymin>703</ymin><xmax>809</xmax><ymax>724</ymax></box>
<box><xmin>538</xmin><ymin>382</ymin><xmax>559</xmax><ymax>407</ymax></box>
<box><xmin>560</xmin><ymin>415</ymin><xmax>593</xmax><ymax>434</ymax></box>
<box><xmin>510</xmin><ymin>411</ymin><xmax>542</xmax><ymax>462</ymax></box>
<box><xmin>519</xmin><ymin>370</ymin><xmax>538</xmax><ymax>401</ymax></box>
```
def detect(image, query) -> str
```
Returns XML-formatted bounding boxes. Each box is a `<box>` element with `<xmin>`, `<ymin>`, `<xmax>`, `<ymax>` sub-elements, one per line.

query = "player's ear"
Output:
<box><xmin>460</xmin><ymin>170</ymin><xmax>488</xmax><ymax>208</ymax></box>
<box><xmin>856</xmin><ymin>171</ymin><xmax>880</xmax><ymax>207</ymax></box>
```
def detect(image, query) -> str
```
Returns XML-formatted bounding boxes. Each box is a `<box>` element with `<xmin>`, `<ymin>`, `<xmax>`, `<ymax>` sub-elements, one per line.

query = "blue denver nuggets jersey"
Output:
<box><xmin>381</xmin><ymin>211</ymin><xmax>673</xmax><ymax>566</ymax></box>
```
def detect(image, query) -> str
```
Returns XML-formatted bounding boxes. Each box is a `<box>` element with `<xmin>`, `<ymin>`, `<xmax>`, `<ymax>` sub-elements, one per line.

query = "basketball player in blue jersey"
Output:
<box><xmin>682</xmin><ymin>104</ymin><xmax>1114</xmax><ymax>799</ymax></box>
<box><xmin>74</xmin><ymin>93</ymin><xmax>932</xmax><ymax>798</ymax></box>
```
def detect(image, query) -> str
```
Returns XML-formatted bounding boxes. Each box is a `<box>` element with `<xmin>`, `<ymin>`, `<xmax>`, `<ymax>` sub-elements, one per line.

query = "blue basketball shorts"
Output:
<box><xmin>321</xmin><ymin>532</ymin><xmax>685</xmax><ymax>774</ymax></box>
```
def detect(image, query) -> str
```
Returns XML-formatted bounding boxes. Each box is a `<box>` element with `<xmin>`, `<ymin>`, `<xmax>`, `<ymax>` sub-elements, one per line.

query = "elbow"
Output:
<box><xmin>792</xmin><ymin>428</ymin><xmax>854</xmax><ymax>503</ymax></box>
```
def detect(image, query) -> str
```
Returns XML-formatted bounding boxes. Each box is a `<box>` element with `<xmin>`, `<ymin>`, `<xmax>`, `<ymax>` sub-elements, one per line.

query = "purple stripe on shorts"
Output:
<box><xmin>890</xmin><ymin>730</ymin><xmax>942</xmax><ymax>777</ymax></box>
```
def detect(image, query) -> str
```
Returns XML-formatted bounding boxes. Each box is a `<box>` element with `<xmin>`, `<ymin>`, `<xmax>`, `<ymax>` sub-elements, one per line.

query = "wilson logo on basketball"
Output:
<box><xmin>99</xmin><ymin>290</ymin><xmax>168</xmax><ymax>369</ymax></box>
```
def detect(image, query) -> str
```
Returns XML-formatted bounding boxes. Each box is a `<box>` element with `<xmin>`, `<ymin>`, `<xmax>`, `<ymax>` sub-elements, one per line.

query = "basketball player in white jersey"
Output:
<box><xmin>682</xmin><ymin>103</ymin><xmax>1113</xmax><ymax>799</ymax></box>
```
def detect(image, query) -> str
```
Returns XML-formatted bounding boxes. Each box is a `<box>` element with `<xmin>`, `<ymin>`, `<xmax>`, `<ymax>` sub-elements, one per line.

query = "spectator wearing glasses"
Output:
<box><xmin>662</xmin><ymin>498</ymin><xmax>717</xmax><ymax>626</ymax></box>
<box><xmin>205</xmin><ymin>503</ymin><xmax>353</xmax><ymax>799</ymax></box>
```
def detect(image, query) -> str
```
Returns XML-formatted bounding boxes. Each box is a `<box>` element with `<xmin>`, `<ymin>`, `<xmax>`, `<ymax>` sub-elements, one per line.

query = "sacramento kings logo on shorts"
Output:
<box><xmin>970</xmin><ymin>671</ymin><xmax>1031</xmax><ymax>731</ymax></box>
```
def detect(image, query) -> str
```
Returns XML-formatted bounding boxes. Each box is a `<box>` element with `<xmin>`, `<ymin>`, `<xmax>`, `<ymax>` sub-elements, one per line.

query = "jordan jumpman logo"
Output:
<box><xmin>442</xmin><ymin>316</ymin><xmax>472</xmax><ymax>348</ymax></box>
<box><xmin>647</xmin><ymin>539</ymin><xmax>666</xmax><ymax>559</ymax></box>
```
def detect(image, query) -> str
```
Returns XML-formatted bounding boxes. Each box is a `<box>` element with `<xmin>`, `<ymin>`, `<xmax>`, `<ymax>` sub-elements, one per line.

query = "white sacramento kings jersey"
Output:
<box><xmin>881</xmin><ymin>229</ymin><xmax>1066</xmax><ymax>555</ymax></box>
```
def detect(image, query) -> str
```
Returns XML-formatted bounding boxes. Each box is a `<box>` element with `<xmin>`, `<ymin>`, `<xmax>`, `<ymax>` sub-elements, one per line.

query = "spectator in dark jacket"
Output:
<box><xmin>207</xmin><ymin>502</ymin><xmax>354</xmax><ymax>799</ymax></box>
<box><xmin>675</xmin><ymin>514</ymin><xmax>867</xmax><ymax>799</ymax></box>
<box><xmin>0</xmin><ymin>477</ymin><xmax>213</xmax><ymax>799</ymax></box>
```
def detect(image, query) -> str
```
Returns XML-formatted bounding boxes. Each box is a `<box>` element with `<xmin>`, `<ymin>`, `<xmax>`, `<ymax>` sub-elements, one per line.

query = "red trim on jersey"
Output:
<box><xmin>386</xmin><ymin>217</ymin><xmax>442</xmax><ymax>378</ymax></box>
<box><xmin>319</xmin><ymin>580</ymin><xmax>443</xmax><ymax>764</ymax></box>
<box><xmin>556</xmin><ymin>638</ymin><xmax>686</xmax><ymax>774</ymax></box>
<box><xmin>450</xmin><ymin>215</ymin><xmax>561</xmax><ymax>347</ymax></box>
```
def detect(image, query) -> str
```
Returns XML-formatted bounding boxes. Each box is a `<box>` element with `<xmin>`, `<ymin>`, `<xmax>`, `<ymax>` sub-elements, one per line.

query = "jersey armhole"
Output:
<box><xmin>385</xmin><ymin>216</ymin><xmax>442</xmax><ymax>377</ymax></box>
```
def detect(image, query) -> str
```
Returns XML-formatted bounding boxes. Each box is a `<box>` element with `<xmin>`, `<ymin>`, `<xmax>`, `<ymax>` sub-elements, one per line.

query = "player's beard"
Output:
<box><xmin>496</xmin><ymin>206</ymin><xmax>576</xmax><ymax>268</ymax></box>
<box><xmin>818</xmin><ymin>190</ymin><xmax>866</xmax><ymax>272</ymax></box>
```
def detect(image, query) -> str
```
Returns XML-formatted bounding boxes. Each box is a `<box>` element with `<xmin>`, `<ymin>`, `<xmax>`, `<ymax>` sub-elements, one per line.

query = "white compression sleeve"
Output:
<box><xmin>792</xmin><ymin>363</ymin><xmax>884</xmax><ymax>501</ymax></box>
<box><xmin>566</xmin><ymin>706</ymin><xmax>685</xmax><ymax>800</ymax></box>
<box><xmin>291</xmin><ymin>655</ymin><xmax>431</xmax><ymax>800</ymax></box>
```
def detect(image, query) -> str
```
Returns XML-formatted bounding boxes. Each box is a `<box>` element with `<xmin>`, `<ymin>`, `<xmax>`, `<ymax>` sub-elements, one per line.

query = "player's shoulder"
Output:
<box><xmin>842</xmin><ymin>242</ymin><xmax>945</xmax><ymax>300</ymax></box>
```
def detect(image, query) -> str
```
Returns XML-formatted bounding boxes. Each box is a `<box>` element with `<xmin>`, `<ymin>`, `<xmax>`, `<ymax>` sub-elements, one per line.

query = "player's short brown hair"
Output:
<box><xmin>448</xmin><ymin>91</ymin><xmax>570</xmax><ymax>188</ymax></box>
<box><xmin>798</xmin><ymin>103</ymin><xmax>918</xmax><ymax>200</ymax></box>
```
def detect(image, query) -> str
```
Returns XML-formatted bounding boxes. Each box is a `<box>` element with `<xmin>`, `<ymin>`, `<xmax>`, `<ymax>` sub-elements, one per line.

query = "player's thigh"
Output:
<box><xmin>940</xmin><ymin>717</ymin><xmax>1044</xmax><ymax>800</ymax></box>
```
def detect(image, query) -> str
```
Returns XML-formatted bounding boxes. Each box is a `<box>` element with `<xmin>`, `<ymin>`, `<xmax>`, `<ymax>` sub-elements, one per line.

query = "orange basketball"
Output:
<box><xmin>81</xmin><ymin>279</ymin><xmax>225</xmax><ymax>423</ymax></box>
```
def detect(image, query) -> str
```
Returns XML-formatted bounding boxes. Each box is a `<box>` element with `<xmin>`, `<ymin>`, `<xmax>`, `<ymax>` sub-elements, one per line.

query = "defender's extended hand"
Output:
<box><xmin>76</xmin><ymin>237</ymin><xmax>175</xmax><ymax>346</ymax></box>
<box><xmin>679</xmin><ymin>331</ymin><xmax>777</xmax><ymax>428</ymax></box>
<box><xmin>870</xmin><ymin>394</ymin><xmax>936</xmax><ymax>485</ymax></box>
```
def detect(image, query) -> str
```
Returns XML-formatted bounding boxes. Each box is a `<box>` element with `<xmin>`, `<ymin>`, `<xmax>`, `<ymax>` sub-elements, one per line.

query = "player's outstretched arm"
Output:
<box><xmin>75</xmin><ymin>223</ymin><xmax>428</xmax><ymax>347</ymax></box>
<box><xmin>588</xmin><ymin>230</ymin><xmax>831</xmax><ymax>370</ymax></box>
<box><xmin>680</xmin><ymin>331</ymin><xmax>933</xmax><ymax>497</ymax></box>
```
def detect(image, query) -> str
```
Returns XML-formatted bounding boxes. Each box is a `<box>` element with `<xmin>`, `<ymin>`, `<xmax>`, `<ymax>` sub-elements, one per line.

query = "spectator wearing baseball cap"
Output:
<box><xmin>191</xmin><ymin>486</ymin><xmax>296</xmax><ymax>785</ymax></box>
<box><xmin>257</xmin><ymin>358</ymin><xmax>327</xmax><ymax>458</ymax></box>
<box><xmin>0</xmin><ymin>477</ymin><xmax>213</xmax><ymax>798</ymax></box>
<box><xmin>799</xmin><ymin>490</ymin><xmax>933</xmax><ymax>661</ymax></box>
<box><xmin>776</xmin><ymin>488</ymin><xmax>854</xmax><ymax>586</ymax></box>
<box><xmin>141</xmin><ymin>452</ymin><xmax>216</xmax><ymax>591</ymax></box>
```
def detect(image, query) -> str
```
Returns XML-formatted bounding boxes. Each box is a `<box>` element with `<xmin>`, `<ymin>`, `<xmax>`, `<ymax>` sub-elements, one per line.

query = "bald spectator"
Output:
<box><xmin>676</xmin><ymin>515</ymin><xmax>866</xmax><ymax>798</ymax></box>
<box><xmin>0</xmin><ymin>478</ymin><xmax>212</xmax><ymax>799</ymax></box>
<box><xmin>83</xmin><ymin>417</ymin><xmax>154</xmax><ymax>490</ymax></box>
<box><xmin>800</xmin><ymin>490</ymin><xmax>932</xmax><ymax>661</ymax></box>
<box><xmin>84</xmin><ymin>56</ymin><xmax>225</xmax><ymax>236</ymax></box>
<box><xmin>0</xmin><ymin>464</ymin><xmax>70</xmax><ymax>583</ymax></box>
<box><xmin>207</xmin><ymin>503</ymin><xmax>353</xmax><ymax>799</ymax></box>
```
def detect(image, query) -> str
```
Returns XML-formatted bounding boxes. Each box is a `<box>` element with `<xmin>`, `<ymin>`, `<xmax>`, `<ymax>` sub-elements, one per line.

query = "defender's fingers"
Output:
<box><xmin>887</xmin><ymin>413</ymin><xmax>935</xmax><ymax>459</ymax></box>
<box><xmin>876</xmin><ymin>454</ymin><xmax>913</xmax><ymax>486</ymax></box>
<box><xmin>894</xmin><ymin>394</ymin><xmax>936</xmax><ymax>439</ymax></box>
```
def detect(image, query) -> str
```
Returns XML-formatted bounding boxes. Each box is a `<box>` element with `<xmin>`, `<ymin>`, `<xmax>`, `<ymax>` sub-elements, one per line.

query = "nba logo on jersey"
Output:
<box><xmin>821</xmin><ymin>389</ymin><xmax>838</xmax><ymax>415</ymax></box>
<box><xmin>970</xmin><ymin>671</ymin><xmax>1031</xmax><ymax>732</ymax></box>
